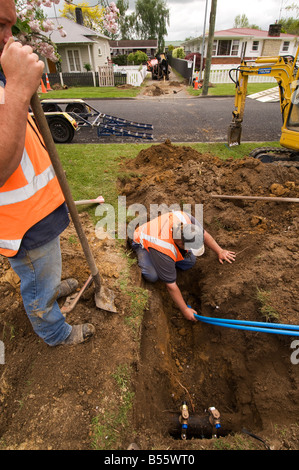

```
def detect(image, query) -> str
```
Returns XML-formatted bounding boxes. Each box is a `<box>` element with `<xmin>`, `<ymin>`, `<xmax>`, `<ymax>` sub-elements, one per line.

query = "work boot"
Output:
<box><xmin>57</xmin><ymin>278</ymin><xmax>79</xmax><ymax>299</ymax></box>
<box><xmin>61</xmin><ymin>323</ymin><xmax>95</xmax><ymax>345</ymax></box>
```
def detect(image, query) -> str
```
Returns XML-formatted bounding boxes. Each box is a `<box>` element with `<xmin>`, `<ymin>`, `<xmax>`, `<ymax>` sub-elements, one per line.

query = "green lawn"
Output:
<box><xmin>39</xmin><ymin>85</ymin><xmax>142</xmax><ymax>100</ymax></box>
<box><xmin>40</xmin><ymin>80</ymin><xmax>277</xmax><ymax>100</ymax></box>
<box><xmin>58</xmin><ymin>141</ymin><xmax>280</xmax><ymax>216</ymax></box>
<box><xmin>188</xmin><ymin>82</ymin><xmax>277</xmax><ymax>97</ymax></box>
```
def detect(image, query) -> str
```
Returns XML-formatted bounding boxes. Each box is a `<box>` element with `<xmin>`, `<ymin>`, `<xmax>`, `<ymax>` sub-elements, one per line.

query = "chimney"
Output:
<box><xmin>268</xmin><ymin>24</ymin><xmax>282</xmax><ymax>37</ymax></box>
<box><xmin>75</xmin><ymin>7</ymin><xmax>84</xmax><ymax>25</ymax></box>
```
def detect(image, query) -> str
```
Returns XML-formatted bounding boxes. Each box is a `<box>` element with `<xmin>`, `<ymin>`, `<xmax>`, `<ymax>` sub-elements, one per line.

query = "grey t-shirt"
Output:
<box><xmin>148</xmin><ymin>246</ymin><xmax>182</xmax><ymax>283</ymax></box>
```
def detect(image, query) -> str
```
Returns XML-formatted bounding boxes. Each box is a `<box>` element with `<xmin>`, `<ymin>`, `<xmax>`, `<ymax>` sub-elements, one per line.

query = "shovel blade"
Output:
<box><xmin>228</xmin><ymin>122</ymin><xmax>242</xmax><ymax>147</ymax></box>
<box><xmin>95</xmin><ymin>285</ymin><xmax>117</xmax><ymax>313</ymax></box>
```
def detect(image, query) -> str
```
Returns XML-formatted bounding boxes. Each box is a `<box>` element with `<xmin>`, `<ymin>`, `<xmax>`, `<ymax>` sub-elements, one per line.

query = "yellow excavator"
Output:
<box><xmin>228</xmin><ymin>46</ymin><xmax>299</xmax><ymax>165</ymax></box>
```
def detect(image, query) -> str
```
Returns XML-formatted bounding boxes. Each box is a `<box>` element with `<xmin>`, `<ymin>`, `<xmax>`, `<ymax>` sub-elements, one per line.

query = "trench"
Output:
<box><xmin>121</xmin><ymin>141</ymin><xmax>299</xmax><ymax>448</ymax></box>
<box><xmin>132</xmin><ymin>261</ymin><xmax>298</xmax><ymax>446</ymax></box>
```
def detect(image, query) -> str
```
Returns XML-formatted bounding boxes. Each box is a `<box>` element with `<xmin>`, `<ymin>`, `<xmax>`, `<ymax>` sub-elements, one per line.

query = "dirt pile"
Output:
<box><xmin>141</xmin><ymin>81</ymin><xmax>185</xmax><ymax>97</ymax></box>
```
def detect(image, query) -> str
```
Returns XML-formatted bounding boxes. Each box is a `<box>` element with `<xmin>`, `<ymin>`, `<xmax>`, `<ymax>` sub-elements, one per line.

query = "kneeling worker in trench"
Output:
<box><xmin>132</xmin><ymin>211</ymin><xmax>236</xmax><ymax>322</ymax></box>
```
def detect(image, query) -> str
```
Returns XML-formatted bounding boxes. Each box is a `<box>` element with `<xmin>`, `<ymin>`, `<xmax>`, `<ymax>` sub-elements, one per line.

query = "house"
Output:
<box><xmin>182</xmin><ymin>24</ymin><xmax>298</xmax><ymax>65</ymax></box>
<box><xmin>109</xmin><ymin>39</ymin><xmax>158</xmax><ymax>58</ymax></box>
<box><xmin>165</xmin><ymin>40</ymin><xmax>185</xmax><ymax>52</ymax></box>
<box><xmin>43</xmin><ymin>16</ymin><xmax>112</xmax><ymax>73</ymax></box>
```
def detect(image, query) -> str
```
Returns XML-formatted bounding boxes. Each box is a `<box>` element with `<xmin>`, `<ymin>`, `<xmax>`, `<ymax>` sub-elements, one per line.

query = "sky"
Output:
<box><xmin>44</xmin><ymin>0</ymin><xmax>294</xmax><ymax>41</ymax></box>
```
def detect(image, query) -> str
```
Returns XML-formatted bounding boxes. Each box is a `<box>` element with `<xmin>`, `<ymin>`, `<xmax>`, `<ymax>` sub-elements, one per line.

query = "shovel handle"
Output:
<box><xmin>30</xmin><ymin>92</ymin><xmax>101</xmax><ymax>291</ymax></box>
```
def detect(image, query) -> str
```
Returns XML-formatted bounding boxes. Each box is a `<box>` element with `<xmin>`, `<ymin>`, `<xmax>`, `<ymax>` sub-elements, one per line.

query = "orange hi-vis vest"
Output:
<box><xmin>0</xmin><ymin>115</ymin><xmax>65</xmax><ymax>257</ymax></box>
<box><xmin>133</xmin><ymin>211</ymin><xmax>192</xmax><ymax>262</ymax></box>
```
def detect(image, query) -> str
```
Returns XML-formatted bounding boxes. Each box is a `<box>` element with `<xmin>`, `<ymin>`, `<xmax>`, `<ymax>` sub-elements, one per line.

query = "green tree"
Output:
<box><xmin>280</xmin><ymin>17</ymin><xmax>299</xmax><ymax>35</ymax></box>
<box><xmin>234</xmin><ymin>14</ymin><xmax>250</xmax><ymax>28</ymax></box>
<box><xmin>116</xmin><ymin>0</ymin><xmax>136</xmax><ymax>39</ymax></box>
<box><xmin>127</xmin><ymin>50</ymin><xmax>148</xmax><ymax>64</ymax></box>
<box><xmin>233</xmin><ymin>14</ymin><xmax>261</xmax><ymax>30</ymax></box>
<box><xmin>134</xmin><ymin>0</ymin><xmax>170</xmax><ymax>51</ymax></box>
<box><xmin>172</xmin><ymin>47</ymin><xmax>185</xmax><ymax>59</ymax></box>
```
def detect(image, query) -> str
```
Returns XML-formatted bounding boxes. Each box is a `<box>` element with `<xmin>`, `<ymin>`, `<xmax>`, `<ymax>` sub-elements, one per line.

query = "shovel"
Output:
<box><xmin>30</xmin><ymin>92</ymin><xmax>117</xmax><ymax>313</ymax></box>
<box><xmin>75</xmin><ymin>195</ymin><xmax>105</xmax><ymax>206</ymax></box>
<box><xmin>227</xmin><ymin>120</ymin><xmax>242</xmax><ymax>147</ymax></box>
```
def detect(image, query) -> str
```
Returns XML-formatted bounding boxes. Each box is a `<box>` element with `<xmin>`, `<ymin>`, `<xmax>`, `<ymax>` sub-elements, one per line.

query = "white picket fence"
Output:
<box><xmin>201</xmin><ymin>65</ymin><xmax>276</xmax><ymax>84</ymax></box>
<box><xmin>113</xmin><ymin>65</ymin><xmax>148</xmax><ymax>86</ymax></box>
<box><xmin>98</xmin><ymin>66</ymin><xmax>114</xmax><ymax>86</ymax></box>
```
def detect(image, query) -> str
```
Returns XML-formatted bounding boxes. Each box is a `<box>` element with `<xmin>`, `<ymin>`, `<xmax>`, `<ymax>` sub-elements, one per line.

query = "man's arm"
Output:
<box><xmin>204</xmin><ymin>230</ymin><xmax>236</xmax><ymax>264</ymax></box>
<box><xmin>0</xmin><ymin>39</ymin><xmax>44</xmax><ymax>186</ymax></box>
<box><xmin>165</xmin><ymin>282</ymin><xmax>197</xmax><ymax>322</ymax></box>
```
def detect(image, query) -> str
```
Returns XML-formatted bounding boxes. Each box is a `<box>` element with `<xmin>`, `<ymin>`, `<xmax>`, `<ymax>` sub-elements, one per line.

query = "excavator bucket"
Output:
<box><xmin>228</xmin><ymin>121</ymin><xmax>242</xmax><ymax>147</ymax></box>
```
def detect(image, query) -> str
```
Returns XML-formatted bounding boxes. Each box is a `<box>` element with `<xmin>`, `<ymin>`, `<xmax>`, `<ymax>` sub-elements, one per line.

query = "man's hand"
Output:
<box><xmin>182</xmin><ymin>306</ymin><xmax>197</xmax><ymax>322</ymax></box>
<box><xmin>218</xmin><ymin>249</ymin><xmax>236</xmax><ymax>264</ymax></box>
<box><xmin>1</xmin><ymin>38</ymin><xmax>44</xmax><ymax>102</ymax></box>
<box><xmin>166</xmin><ymin>282</ymin><xmax>197</xmax><ymax>322</ymax></box>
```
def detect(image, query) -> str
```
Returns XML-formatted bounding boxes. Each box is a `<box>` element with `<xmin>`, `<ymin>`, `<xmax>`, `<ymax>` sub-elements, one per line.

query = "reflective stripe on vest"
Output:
<box><xmin>139</xmin><ymin>231</ymin><xmax>178</xmax><ymax>258</ymax></box>
<box><xmin>0</xmin><ymin>237</ymin><xmax>22</xmax><ymax>252</ymax></box>
<box><xmin>172</xmin><ymin>210</ymin><xmax>188</xmax><ymax>225</ymax></box>
<box><xmin>0</xmin><ymin>148</ymin><xmax>56</xmax><ymax>207</ymax></box>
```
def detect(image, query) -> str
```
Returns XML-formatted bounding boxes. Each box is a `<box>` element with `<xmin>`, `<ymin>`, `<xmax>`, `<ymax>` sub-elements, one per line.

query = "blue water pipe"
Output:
<box><xmin>188</xmin><ymin>307</ymin><xmax>299</xmax><ymax>337</ymax></box>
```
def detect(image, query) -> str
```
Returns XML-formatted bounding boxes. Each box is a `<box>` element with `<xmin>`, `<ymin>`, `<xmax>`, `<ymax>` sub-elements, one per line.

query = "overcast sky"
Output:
<box><xmin>45</xmin><ymin>0</ymin><xmax>294</xmax><ymax>41</ymax></box>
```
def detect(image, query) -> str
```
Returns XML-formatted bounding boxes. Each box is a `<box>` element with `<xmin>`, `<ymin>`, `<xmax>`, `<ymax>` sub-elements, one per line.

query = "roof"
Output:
<box><xmin>46</xmin><ymin>17</ymin><xmax>110</xmax><ymax>44</ymax></box>
<box><xmin>165</xmin><ymin>41</ymin><xmax>184</xmax><ymax>47</ymax></box>
<box><xmin>183</xmin><ymin>27</ymin><xmax>297</xmax><ymax>44</ymax></box>
<box><xmin>214</xmin><ymin>27</ymin><xmax>297</xmax><ymax>39</ymax></box>
<box><xmin>109</xmin><ymin>39</ymin><xmax>158</xmax><ymax>48</ymax></box>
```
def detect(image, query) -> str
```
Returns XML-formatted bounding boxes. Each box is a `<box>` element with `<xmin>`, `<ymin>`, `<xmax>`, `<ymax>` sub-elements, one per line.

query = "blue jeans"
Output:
<box><xmin>132</xmin><ymin>241</ymin><xmax>196</xmax><ymax>283</ymax></box>
<box><xmin>8</xmin><ymin>236</ymin><xmax>72</xmax><ymax>346</ymax></box>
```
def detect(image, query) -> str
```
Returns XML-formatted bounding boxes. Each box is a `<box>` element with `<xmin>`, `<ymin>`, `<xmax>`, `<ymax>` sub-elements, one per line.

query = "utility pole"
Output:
<box><xmin>202</xmin><ymin>0</ymin><xmax>217</xmax><ymax>96</ymax></box>
<box><xmin>199</xmin><ymin>0</ymin><xmax>209</xmax><ymax>81</ymax></box>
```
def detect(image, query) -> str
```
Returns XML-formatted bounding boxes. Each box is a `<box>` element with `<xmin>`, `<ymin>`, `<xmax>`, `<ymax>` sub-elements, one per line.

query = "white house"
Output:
<box><xmin>183</xmin><ymin>25</ymin><xmax>298</xmax><ymax>65</ymax></box>
<box><xmin>109</xmin><ymin>39</ymin><xmax>158</xmax><ymax>58</ymax></box>
<box><xmin>44</xmin><ymin>16</ymin><xmax>111</xmax><ymax>73</ymax></box>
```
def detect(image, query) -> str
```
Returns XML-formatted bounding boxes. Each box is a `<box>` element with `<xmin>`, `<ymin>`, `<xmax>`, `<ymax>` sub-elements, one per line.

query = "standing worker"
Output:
<box><xmin>0</xmin><ymin>0</ymin><xmax>95</xmax><ymax>346</ymax></box>
<box><xmin>132</xmin><ymin>211</ymin><xmax>236</xmax><ymax>322</ymax></box>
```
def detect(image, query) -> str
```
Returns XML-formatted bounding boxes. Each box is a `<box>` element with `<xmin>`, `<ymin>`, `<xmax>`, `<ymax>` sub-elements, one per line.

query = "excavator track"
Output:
<box><xmin>250</xmin><ymin>147</ymin><xmax>299</xmax><ymax>168</ymax></box>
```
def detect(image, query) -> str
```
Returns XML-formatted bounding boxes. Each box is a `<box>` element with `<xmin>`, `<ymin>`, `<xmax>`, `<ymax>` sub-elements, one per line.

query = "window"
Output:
<box><xmin>282</xmin><ymin>41</ymin><xmax>290</xmax><ymax>52</ymax></box>
<box><xmin>252</xmin><ymin>41</ymin><xmax>259</xmax><ymax>51</ymax></box>
<box><xmin>231</xmin><ymin>40</ymin><xmax>239</xmax><ymax>56</ymax></box>
<box><xmin>212</xmin><ymin>40</ymin><xmax>217</xmax><ymax>56</ymax></box>
<box><xmin>212</xmin><ymin>40</ymin><xmax>240</xmax><ymax>56</ymax></box>
<box><xmin>67</xmin><ymin>49</ymin><xmax>82</xmax><ymax>72</ymax></box>
<box><xmin>98</xmin><ymin>47</ymin><xmax>102</xmax><ymax>56</ymax></box>
<box><xmin>217</xmin><ymin>40</ymin><xmax>231</xmax><ymax>55</ymax></box>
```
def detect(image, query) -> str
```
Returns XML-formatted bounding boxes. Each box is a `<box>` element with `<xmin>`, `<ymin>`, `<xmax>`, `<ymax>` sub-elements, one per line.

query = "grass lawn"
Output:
<box><xmin>39</xmin><ymin>85</ymin><xmax>142</xmax><ymax>100</ymax></box>
<box><xmin>58</xmin><ymin>141</ymin><xmax>280</xmax><ymax>216</ymax></box>
<box><xmin>188</xmin><ymin>82</ymin><xmax>277</xmax><ymax>97</ymax></box>
<box><xmin>39</xmin><ymin>79</ymin><xmax>277</xmax><ymax>100</ymax></box>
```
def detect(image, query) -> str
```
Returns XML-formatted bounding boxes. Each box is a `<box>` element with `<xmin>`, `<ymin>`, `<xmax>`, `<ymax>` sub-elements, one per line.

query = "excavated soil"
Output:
<box><xmin>0</xmin><ymin>141</ymin><xmax>299</xmax><ymax>451</ymax></box>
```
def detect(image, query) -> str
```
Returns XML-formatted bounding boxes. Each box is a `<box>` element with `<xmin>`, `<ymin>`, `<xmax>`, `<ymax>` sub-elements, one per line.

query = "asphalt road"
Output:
<box><xmin>71</xmin><ymin>96</ymin><xmax>282</xmax><ymax>145</ymax></box>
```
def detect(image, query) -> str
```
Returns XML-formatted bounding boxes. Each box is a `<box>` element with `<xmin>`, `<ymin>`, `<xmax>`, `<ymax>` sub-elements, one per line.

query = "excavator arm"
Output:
<box><xmin>228</xmin><ymin>48</ymin><xmax>299</xmax><ymax>148</ymax></box>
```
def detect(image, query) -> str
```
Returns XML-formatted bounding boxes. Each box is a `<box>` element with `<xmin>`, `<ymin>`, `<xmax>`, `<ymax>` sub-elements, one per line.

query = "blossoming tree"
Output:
<box><xmin>13</xmin><ymin>0</ymin><xmax>119</xmax><ymax>62</ymax></box>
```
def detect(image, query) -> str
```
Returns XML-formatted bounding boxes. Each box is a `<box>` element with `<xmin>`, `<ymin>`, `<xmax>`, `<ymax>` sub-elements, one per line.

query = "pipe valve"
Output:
<box><xmin>208</xmin><ymin>406</ymin><xmax>221</xmax><ymax>430</ymax></box>
<box><xmin>179</xmin><ymin>401</ymin><xmax>189</xmax><ymax>440</ymax></box>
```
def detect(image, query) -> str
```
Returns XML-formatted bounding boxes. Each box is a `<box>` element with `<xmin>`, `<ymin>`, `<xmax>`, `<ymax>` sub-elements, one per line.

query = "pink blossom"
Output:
<box><xmin>15</xmin><ymin>1</ymin><xmax>119</xmax><ymax>61</ymax></box>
